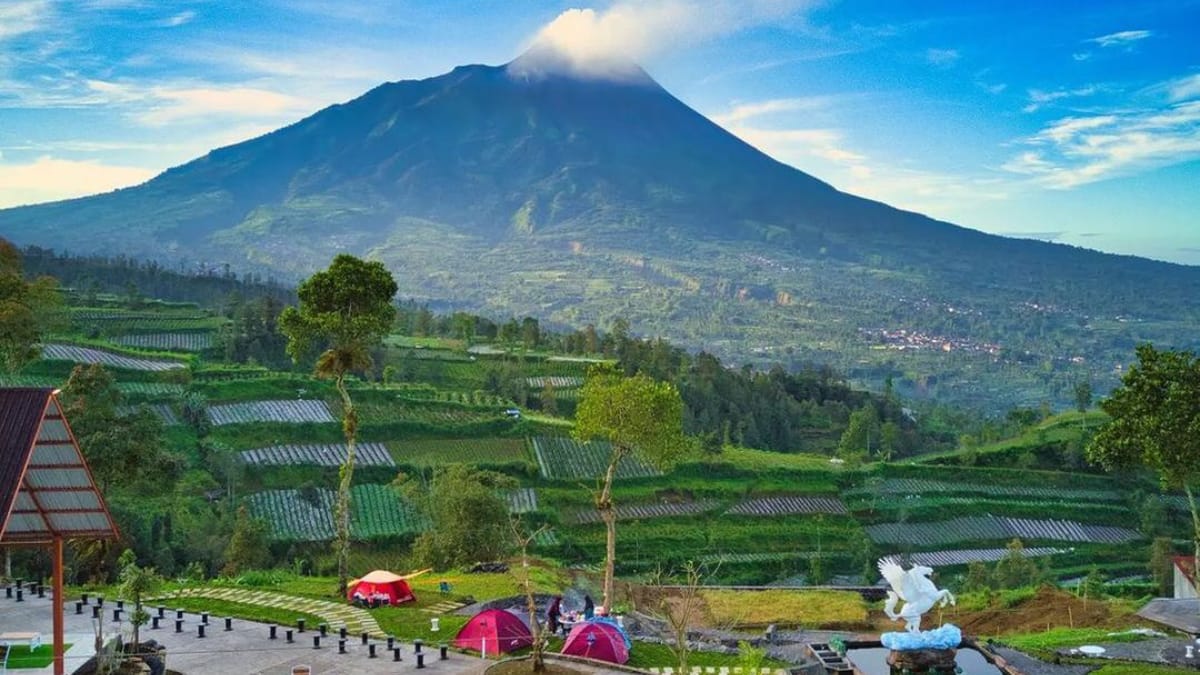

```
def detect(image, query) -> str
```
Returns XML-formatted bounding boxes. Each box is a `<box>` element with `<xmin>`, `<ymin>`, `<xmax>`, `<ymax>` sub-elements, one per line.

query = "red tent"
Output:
<box><xmin>561</xmin><ymin>620</ymin><xmax>630</xmax><ymax>664</ymax></box>
<box><xmin>346</xmin><ymin>570</ymin><xmax>415</xmax><ymax>605</ymax></box>
<box><xmin>454</xmin><ymin>609</ymin><xmax>533</xmax><ymax>656</ymax></box>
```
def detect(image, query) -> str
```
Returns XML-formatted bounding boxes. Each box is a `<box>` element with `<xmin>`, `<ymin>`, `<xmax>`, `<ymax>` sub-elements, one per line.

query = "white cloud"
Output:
<box><xmin>161</xmin><ymin>10</ymin><xmax>195</xmax><ymax>27</ymax></box>
<box><xmin>1022</xmin><ymin>85</ymin><xmax>1097</xmax><ymax>113</ymax></box>
<box><xmin>709</xmin><ymin>96</ymin><xmax>835</xmax><ymax>125</ymax></box>
<box><xmin>1072</xmin><ymin>52</ymin><xmax>1091</xmax><ymax>62</ymax></box>
<box><xmin>139</xmin><ymin>85</ymin><xmax>307</xmax><ymax>125</ymax></box>
<box><xmin>0</xmin><ymin>0</ymin><xmax>50</xmax><ymax>41</ymax></box>
<box><xmin>1087</xmin><ymin>29</ymin><xmax>1152</xmax><ymax>48</ymax></box>
<box><xmin>924</xmin><ymin>48</ymin><xmax>959</xmax><ymax>67</ymax></box>
<box><xmin>0</xmin><ymin>156</ymin><xmax>155</xmax><ymax>208</ymax></box>
<box><xmin>517</xmin><ymin>0</ymin><xmax>810</xmax><ymax>80</ymax></box>
<box><xmin>1003</xmin><ymin>78</ymin><xmax>1200</xmax><ymax>188</ymax></box>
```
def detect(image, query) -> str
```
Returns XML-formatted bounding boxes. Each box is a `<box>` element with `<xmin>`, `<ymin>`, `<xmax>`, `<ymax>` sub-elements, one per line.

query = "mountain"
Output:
<box><xmin>3</xmin><ymin>53</ymin><xmax>1198</xmax><ymax>410</ymax></box>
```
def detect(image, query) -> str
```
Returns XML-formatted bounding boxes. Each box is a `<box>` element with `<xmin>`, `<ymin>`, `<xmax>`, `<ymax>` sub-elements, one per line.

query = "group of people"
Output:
<box><xmin>546</xmin><ymin>594</ymin><xmax>594</xmax><ymax>635</ymax></box>
<box><xmin>350</xmin><ymin>590</ymin><xmax>392</xmax><ymax>609</ymax></box>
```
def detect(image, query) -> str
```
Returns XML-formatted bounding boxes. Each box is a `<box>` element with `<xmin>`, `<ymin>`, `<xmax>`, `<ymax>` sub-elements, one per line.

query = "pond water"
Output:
<box><xmin>847</xmin><ymin>647</ymin><xmax>1002</xmax><ymax>675</ymax></box>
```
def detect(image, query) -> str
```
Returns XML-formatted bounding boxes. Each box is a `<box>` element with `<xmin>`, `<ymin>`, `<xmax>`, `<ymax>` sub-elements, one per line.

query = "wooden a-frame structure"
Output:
<box><xmin>1</xmin><ymin>388</ymin><xmax>119</xmax><ymax>675</ymax></box>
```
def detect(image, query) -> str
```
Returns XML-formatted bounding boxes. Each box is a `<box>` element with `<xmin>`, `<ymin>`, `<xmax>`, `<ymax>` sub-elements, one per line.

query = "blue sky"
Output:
<box><xmin>1</xmin><ymin>0</ymin><xmax>1198</xmax><ymax>264</ymax></box>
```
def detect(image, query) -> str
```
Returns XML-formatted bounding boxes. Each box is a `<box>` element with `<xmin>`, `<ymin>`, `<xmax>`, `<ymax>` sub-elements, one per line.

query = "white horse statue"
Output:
<box><xmin>878</xmin><ymin>559</ymin><xmax>956</xmax><ymax>633</ymax></box>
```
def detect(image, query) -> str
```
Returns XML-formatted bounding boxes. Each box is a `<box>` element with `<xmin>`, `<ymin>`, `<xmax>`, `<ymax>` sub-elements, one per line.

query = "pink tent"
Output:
<box><xmin>561</xmin><ymin>620</ymin><xmax>629</xmax><ymax>664</ymax></box>
<box><xmin>454</xmin><ymin>609</ymin><xmax>533</xmax><ymax>656</ymax></box>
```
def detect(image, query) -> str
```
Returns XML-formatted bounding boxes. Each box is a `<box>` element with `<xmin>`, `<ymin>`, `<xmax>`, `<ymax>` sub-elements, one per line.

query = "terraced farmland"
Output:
<box><xmin>865</xmin><ymin>516</ymin><xmax>1140</xmax><ymax>547</ymax></box>
<box><xmin>208</xmin><ymin>400</ymin><xmax>335</xmax><ymax>425</ymax></box>
<box><xmin>247</xmin><ymin>485</ymin><xmax>428</xmax><ymax>542</ymax></box>
<box><xmin>70</xmin><ymin>310</ymin><xmax>219</xmax><ymax>332</ymax></box>
<box><xmin>532</xmin><ymin>436</ymin><xmax>660</xmax><ymax>480</ymax></box>
<box><xmin>239</xmin><ymin>442</ymin><xmax>396</xmax><ymax>467</ymax></box>
<box><xmin>355</xmin><ymin>400</ymin><xmax>503</xmax><ymax>426</ymax></box>
<box><xmin>115</xmin><ymin>332</ymin><xmax>214</xmax><ymax>351</ymax></box>
<box><xmin>726</xmin><ymin>495</ymin><xmax>848</xmax><ymax>516</ymax></box>
<box><xmin>505</xmin><ymin>488</ymin><xmax>538</xmax><ymax>514</ymax></box>
<box><xmin>41</xmin><ymin>343</ymin><xmax>186</xmax><ymax>371</ymax></box>
<box><xmin>525</xmin><ymin>376</ymin><xmax>583</xmax><ymax>388</ymax></box>
<box><xmin>844</xmin><ymin>478</ymin><xmax>1121</xmax><ymax>502</ymax></box>
<box><xmin>881</xmin><ymin>547</ymin><xmax>1068</xmax><ymax>567</ymax></box>
<box><xmin>389</xmin><ymin>438</ymin><xmax>529</xmax><ymax>466</ymax></box>
<box><xmin>116</xmin><ymin>403</ymin><xmax>181</xmax><ymax>426</ymax></box>
<box><xmin>568</xmin><ymin>499</ymin><xmax>719</xmax><ymax>524</ymax></box>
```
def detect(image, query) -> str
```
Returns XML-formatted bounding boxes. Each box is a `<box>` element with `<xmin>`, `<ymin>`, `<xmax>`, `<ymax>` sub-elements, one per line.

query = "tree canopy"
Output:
<box><xmin>0</xmin><ymin>238</ymin><xmax>63</xmax><ymax>372</ymax></box>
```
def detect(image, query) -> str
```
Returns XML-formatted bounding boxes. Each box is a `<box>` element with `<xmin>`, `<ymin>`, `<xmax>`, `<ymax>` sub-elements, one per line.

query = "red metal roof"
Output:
<box><xmin>0</xmin><ymin>388</ymin><xmax>118</xmax><ymax>544</ymax></box>
<box><xmin>1175</xmin><ymin>556</ymin><xmax>1196</xmax><ymax>587</ymax></box>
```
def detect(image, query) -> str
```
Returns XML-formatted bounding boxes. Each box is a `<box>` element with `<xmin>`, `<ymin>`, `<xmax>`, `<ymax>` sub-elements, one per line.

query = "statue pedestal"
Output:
<box><xmin>887</xmin><ymin>648</ymin><xmax>957</xmax><ymax>674</ymax></box>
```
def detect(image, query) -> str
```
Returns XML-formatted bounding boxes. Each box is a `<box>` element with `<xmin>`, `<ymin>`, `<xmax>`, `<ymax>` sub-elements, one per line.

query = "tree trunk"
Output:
<box><xmin>596</xmin><ymin>446</ymin><xmax>626</xmax><ymax>614</ymax></box>
<box><xmin>334</xmin><ymin>373</ymin><xmax>358</xmax><ymax>597</ymax></box>
<box><xmin>1185</xmin><ymin>484</ymin><xmax>1200</xmax><ymax>592</ymax></box>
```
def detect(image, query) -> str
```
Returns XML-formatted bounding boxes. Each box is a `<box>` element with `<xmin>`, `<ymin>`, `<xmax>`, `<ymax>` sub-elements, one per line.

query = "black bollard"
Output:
<box><xmin>176</xmin><ymin>608</ymin><xmax>184</xmax><ymax>620</ymax></box>
<box><xmin>286</xmin><ymin>629</ymin><xmax>294</xmax><ymax>644</ymax></box>
<box><xmin>269</xmin><ymin>625</ymin><xmax>278</xmax><ymax>640</ymax></box>
<box><xmin>201</xmin><ymin>612</ymin><xmax>209</xmax><ymax>625</ymax></box>
<box><xmin>15</xmin><ymin>588</ymin><xmax>22</xmax><ymax>602</ymax></box>
<box><xmin>75</xmin><ymin>602</ymin><xmax>83</xmax><ymax>615</ymax></box>
<box><xmin>117</xmin><ymin>599</ymin><xmax>125</xmax><ymax>610</ymax></box>
<box><xmin>319</xmin><ymin>623</ymin><xmax>328</xmax><ymax>637</ymax></box>
<box><xmin>414</xmin><ymin>639</ymin><xmax>423</xmax><ymax>653</ymax></box>
<box><xmin>387</xmin><ymin>636</ymin><xmax>395</xmax><ymax>650</ymax></box>
<box><xmin>151</xmin><ymin>617</ymin><xmax>161</xmax><ymax>630</ymax></box>
<box><xmin>313</xmin><ymin>635</ymin><xmax>321</xmax><ymax>649</ymax></box>
<box><xmin>82</xmin><ymin>592</ymin><xmax>89</xmax><ymax>604</ymax></box>
<box><xmin>361</xmin><ymin>632</ymin><xmax>369</xmax><ymax>646</ymax></box>
<box><xmin>4</xmin><ymin>586</ymin><xmax>11</xmax><ymax>599</ymax></box>
<box><xmin>175</xmin><ymin>619</ymin><xmax>183</xmax><ymax>633</ymax></box>
<box><xmin>416</xmin><ymin>652</ymin><xmax>426</xmax><ymax>669</ymax></box>
<box><xmin>198</xmin><ymin>624</ymin><xmax>206</xmax><ymax>639</ymax></box>
<box><xmin>91</xmin><ymin>605</ymin><xmax>100</xmax><ymax>619</ymax></box>
<box><xmin>113</xmin><ymin>608</ymin><xmax>122</xmax><ymax>622</ymax></box>
<box><xmin>393</xmin><ymin>647</ymin><xmax>402</xmax><ymax>662</ymax></box>
<box><xmin>338</xmin><ymin>639</ymin><xmax>347</xmax><ymax>654</ymax></box>
<box><xmin>156</xmin><ymin>606</ymin><xmax>165</xmax><ymax>619</ymax></box>
<box><xmin>369</xmin><ymin>643</ymin><xmax>378</xmax><ymax>659</ymax></box>
<box><xmin>339</xmin><ymin>626</ymin><xmax>348</xmax><ymax>640</ymax></box>
<box><xmin>225</xmin><ymin>617</ymin><xmax>233</xmax><ymax>632</ymax></box>
<box><xmin>439</xmin><ymin>644</ymin><xmax>448</xmax><ymax>660</ymax></box>
<box><xmin>96</xmin><ymin>595</ymin><xmax>104</xmax><ymax>607</ymax></box>
<box><xmin>297</xmin><ymin>618</ymin><xmax>305</xmax><ymax>633</ymax></box>
<box><xmin>37</xmin><ymin>586</ymin><xmax>45</xmax><ymax>599</ymax></box>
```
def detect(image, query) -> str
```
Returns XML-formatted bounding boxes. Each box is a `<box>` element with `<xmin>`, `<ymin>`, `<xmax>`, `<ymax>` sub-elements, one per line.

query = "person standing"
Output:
<box><xmin>583</xmin><ymin>594</ymin><xmax>595</xmax><ymax>620</ymax></box>
<box><xmin>547</xmin><ymin>595</ymin><xmax>563</xmax><ymax>634</ymax></box>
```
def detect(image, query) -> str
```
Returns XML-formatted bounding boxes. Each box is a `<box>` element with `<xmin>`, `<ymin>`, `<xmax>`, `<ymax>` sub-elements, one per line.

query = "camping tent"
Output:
<box><xmin>346</xmin><ymin>570</ymin><xmax>416</xmax><ymax>605</ymax></box>
<box><xmin>561</xmin><ymin>620</ymin><xmax>630</xmax><ymax>664</ymax></box>
<box><xmin>454</xmin><ymin>609</ymin><xmax>533</xmax><ymax>656</ymax></box>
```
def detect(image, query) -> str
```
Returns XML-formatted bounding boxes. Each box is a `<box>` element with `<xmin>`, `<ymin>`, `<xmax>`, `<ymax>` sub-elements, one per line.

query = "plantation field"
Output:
<box><xmin>70</xmin><ymin>309</ymin><xmax>221</xmax><ymax>332</ymax></box>
<box><xmin>353</xmin><ymin>400</ymin><xmax>504</xmax><ymax>426</ymax></box>
<box><xmin>568</xmin><ymin>499</ymin><xmax>719</xmax><ymax>524</ymax></box>
<box><xmin>388</xmin><ymin>438</ymin><xmax>529</xmax><ymax>465</ymax></box>
<box><xmin>865</xmin><ymin>516</ymin><xmax>1140</xmax><ymax>547</ymax></box>
<box><xmin>239</xmin><ymin>442</ymin><xmax>396</xmax><ymax>467</ymax></box>
<box><xmin>525</xmin><ymin>376</ymin><xmax>583</xmax><ymax>388</ymax></box>
<box><xmin>247</xmin><ymin>485</ymin><xmax>427</xmax><ymax>542</ymax></box>
<box><xmin>883</xmin><ymin>547</ymin><xmax>1068</xmax><ymax>567</ymax></box>
<box><xmin>532</xmin><ymin>435</ymin><xmax>660</xmax><ymax>480</ymax></box>
<box><xmin>208</xmin><ymin>400</ymin><xmax>336</xmax><ymax>425</ymax></box>
<box><xmin>714</xmin><ymin>446</ymin><xmax>845</xmax><ymax>472</ymax></box>
<box><xmin>843</xmin><ymin>478</ymin><xmax>1122</xmax><ymax>502</ymax></box>
<box><xmin>115</xmin><ymin>332</ymin><xmax>214</xmax><ymax>351</ymax></box>
<box><xmin>504</xmin><ymin>488</ymin><xmax>538</xmax><ymax>514</ymax></box>
<box><xmin>42</xmin><ymin>343</ymin><xmax>186</xmax><ymax>371</ymax></box>
<box><xmin>726</xmin><ymin>495</ymin><xmax>848</xmax><ymax>516</ymax></box>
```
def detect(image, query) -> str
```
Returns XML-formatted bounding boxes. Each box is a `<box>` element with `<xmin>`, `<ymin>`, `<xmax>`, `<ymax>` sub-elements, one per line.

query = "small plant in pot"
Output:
<box><xmin>115</xmin><ymin>549</ymin><xmax>166</xmax><ymax>673</ymax></box>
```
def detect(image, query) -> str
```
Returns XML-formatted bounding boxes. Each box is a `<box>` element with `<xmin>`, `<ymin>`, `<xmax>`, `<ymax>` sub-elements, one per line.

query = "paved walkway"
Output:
<box><xmin>163</xmin><ymin>587</ymin><xmax>383</xmax><ymax>637</ymax></box>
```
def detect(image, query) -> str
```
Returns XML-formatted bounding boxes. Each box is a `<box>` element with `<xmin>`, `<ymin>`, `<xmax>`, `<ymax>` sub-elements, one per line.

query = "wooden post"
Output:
<box><xmin>53</xmin><ymin>536</ymin><xmax>65</xmax><ymax>675</ymax></box>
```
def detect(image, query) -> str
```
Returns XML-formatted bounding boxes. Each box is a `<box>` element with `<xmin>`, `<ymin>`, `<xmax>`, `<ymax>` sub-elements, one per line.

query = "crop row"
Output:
<box><xmin>865</xmin><ymin>516</ymin><xmax>1140</xmax><ymax>547</ymax></box>
<box><xmin>247</xmin><ymin>485</ymin><xmax>427</xmax><ymax>542</ymax></box>
<box><xmin>42</xmin><ymin>343</ymin><xmax>186</xmax><ymax>371</ymax></box>
<box><xmin>532</xmin><ymin>436</ymin><xmax>660</xmax><ymax>481</ymax></box>
<box><xmin>881</xmin><ymin>547</ymin><xmax>1068</xmax><ymax>568</ymax></box>
<box><xmin>239</xmin><ymin>442</ymin><xmax>396</xmax><ymax>467</ymax></box>
<box><xmin>568</xmin><ymin>500</ymin><xmax>719</xmax><ymax>524</ymax></box>
<box><xmin>844</xmin><ymin>478</ymin><xmax>1121</xmax><ymax>503</ymax></box>
<box><xmin>390</xmin><ymin>438</ymin><xmax>530</xmax><ymax>466</ymax></box>
<box><xmin>117</xmin><ymin>404</ymin><xmax>180</xmax><ymax>426</ymax></box>
<box><xmin>525</xmin><ymin>376</ymin><xmax>583</xmax><ymax>388</ymax></box>
<box><xmin>207</xmin><ymin>400</ymin><xmax>336</xmax><ymax>425</ymax></box>
<box><xmin>355</xmin><ymin>401</ymin><xmax>501</xmax><ymax>426</ymax></box>
<box><xmin>115</xmin><ymin>332</ymin><xmax>214</xmax><ymax>352</ymax></box>
<box><xmin>699</xmin><ymin>551</ymin><xmax>815</xmax><ymax>564</ymax></box>
<box><xmin>505</xmin><ymin>488</ymin><xmax>539</xmax><ymax>514</ymax></box>
<box><xmin>726</xmin><ymin>496</ymin><xmax>848</xmax><ymax>516</ymax></box>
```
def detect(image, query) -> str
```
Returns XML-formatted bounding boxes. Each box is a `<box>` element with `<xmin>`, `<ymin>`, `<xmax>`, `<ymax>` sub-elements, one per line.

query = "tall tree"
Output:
<box><xmin>574</xmin><ymin>366</ymin><xmax>688</xmax><ymax>613</ymax></box>
<box><xmin>279</xmin><ymin>254</ymin><xmax>397</xmax><ymax>595</ymax></box>
<box><xmin>1088</xmin><ymin>345</ymin><xmax>1200</xmax><ymax>591</ymax></box>
<box><xmin>1074</xmin><ymin>380</ymin><xmax>1093</xmax><ymax>429</ymax></box>
<box><xmin>0</xmin><ymin>238</ymin><xmax>63</xmax><ymax>372</ymax></box>
<box><xmin>407</xmin><ymin>465</ymin><xmax>514</xmax><ymax>570</ymax></box>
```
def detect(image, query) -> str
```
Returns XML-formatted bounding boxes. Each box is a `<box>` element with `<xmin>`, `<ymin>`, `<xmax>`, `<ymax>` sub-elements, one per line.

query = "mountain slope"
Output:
<box><xmin>3</xmin><ymin>56</ymin><xmax>1198</xmax><ymax>409</ymax></box>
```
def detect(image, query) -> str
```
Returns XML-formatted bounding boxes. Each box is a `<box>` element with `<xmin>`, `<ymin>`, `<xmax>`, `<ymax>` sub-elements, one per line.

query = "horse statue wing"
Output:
<box><xmin>877</xmin><ymin>559</ymin><xmax>908</xmax><ymax>600</ymax></box>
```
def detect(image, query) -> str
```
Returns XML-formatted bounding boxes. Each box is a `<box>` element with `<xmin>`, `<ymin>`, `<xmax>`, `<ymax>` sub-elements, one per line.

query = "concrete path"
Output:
<box><xmin>163</xmin><ymin>586</ymin><xmax>383</xmax><ymax>636</ymax></box>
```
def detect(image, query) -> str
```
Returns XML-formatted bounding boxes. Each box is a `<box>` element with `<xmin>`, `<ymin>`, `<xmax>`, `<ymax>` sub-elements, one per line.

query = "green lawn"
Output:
<box><xmin>166</xmin><ymin>597</ymin><xmax>324</xmax><ymax>631</ymax></box>
<box><xmin>2</xmin><ymin>644</ymin><xmax>70</xmax><ymax>669</ymax></box>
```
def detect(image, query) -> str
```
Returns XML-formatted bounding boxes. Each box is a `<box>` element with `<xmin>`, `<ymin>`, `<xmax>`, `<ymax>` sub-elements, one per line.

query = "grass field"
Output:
<box><xmin>0</xmin><ymin>643</ymin><xmax>69</xmax><ymax>668</ymax></box>
<box><xmin>388</xmin><ymin>438</ymin><xmax>530</xmax><ymax>466</ymax></box>
<box><xmin>700</xmin><ymin>589</ymin><xmax>868</xmax><ymax>628</ymax></box>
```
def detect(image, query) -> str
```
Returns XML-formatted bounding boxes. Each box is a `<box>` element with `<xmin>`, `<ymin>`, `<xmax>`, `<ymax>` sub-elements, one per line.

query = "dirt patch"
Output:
<box><xmin>869</xmin><ymin>587</ymin><xmax>1133</xmax><ymax>637</ymax></box>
